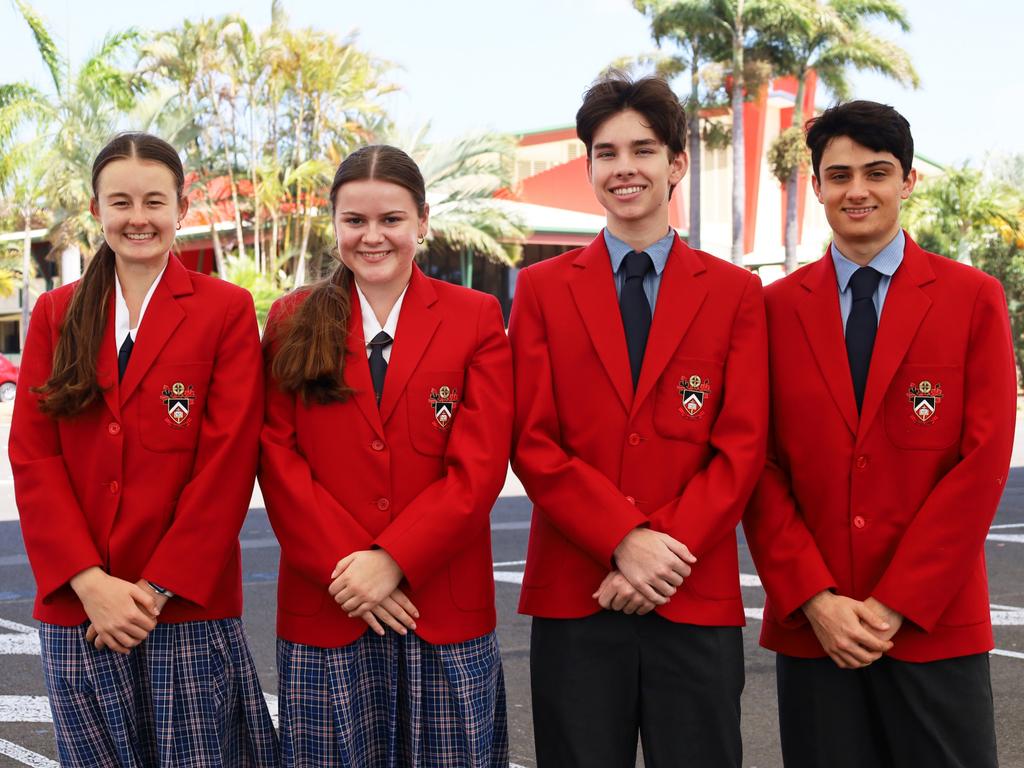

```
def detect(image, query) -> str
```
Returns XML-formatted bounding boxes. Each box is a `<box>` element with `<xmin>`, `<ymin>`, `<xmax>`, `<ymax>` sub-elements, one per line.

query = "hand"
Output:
<box><xmin>862</xmin><ymin>597</ymin><xmax>903</xmax><ymax>644</ymax></box>
<box><xmin>85</xmin><ymin>579</ymin><xmax>171</xmax><ymax>650</ymax></box>
<box><xmin>328</xmin><ymin>550</ymin><xmax>404</xmax><ymax>615</ymax></box>
<box><xmin>592</xmin><ymin>570</ymin><xmax>657</xmax><ymax>615</ymax></box>
<box><xmin>358</xmin><ymin>588</ymin><xmax>421</xmax><ymax>636</ymax></box>
<box><xmin>612</xmin><ymin>528</ymin><xmax>697</xmax><ymax>604</ymax></box>
<box><xmin>71</xmin><ymin>567</ymin><xmax>159</xmax><ymax>654</ymax></box>
<box><xmin>802</xmin><ymin>591</ymin><xmax>893</xmax><ymax>669</ymax></box>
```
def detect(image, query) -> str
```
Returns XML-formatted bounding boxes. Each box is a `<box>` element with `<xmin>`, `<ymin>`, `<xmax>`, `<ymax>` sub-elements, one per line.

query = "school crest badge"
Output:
<box><xmin>429</xmin><ymin>385</ymin><xmax>460</xmax><ymax>430</ymax></box>
<box><xmin>906</xmin><ymin>379</ymin><xmax>943</xmax><ymax>424</ymax></box>
<box><xmin>678</xmin><ymin>374</ymin><xmax>711</xmax><ymax>418</ymax></box>
<box><xmin>161</xmin><ymin>381</ymin><xmax>196</xmax><ymax>429</ymax></box>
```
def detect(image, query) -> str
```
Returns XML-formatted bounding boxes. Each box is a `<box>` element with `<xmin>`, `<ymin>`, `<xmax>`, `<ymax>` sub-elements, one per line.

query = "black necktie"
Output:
<box><xmin>368</xmin><ymin>331</ymin><xmax>392</xmax><ymax>407</ymax></box>
<box><xmin>620</xmin><ymin>251</ymin><xmax>654</xmax><ymax>389</ymax></box>
<box><xmin>846</xmin><ymin>267</ymin><xmax>883</xmax><ymax>412</ymax></box>
<box><xmin>118</xmin><ymin>334</ymin><xmax>134</xmax><ymax>382</ymax></box>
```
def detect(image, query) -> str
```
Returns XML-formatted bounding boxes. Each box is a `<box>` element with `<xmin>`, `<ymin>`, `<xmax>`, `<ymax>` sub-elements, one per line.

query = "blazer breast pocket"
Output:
<box><xmin>407</xmin><ymin>370</ymin><xmax>466</xmax><ymax>457</ymax></box>
<box><xmin>653</xmin><ymin>358</ymin><xmax>724</xmax><ymax>444</ymax></box>
<box><xmin>884</xmin><ymin>363</ymin><xmax>962</xmax><ymax>451</ymax></box>
<box><xmin>138</xmin><ymin>362</ymin><xmax>213</xmax><ymax>453</ymax></box>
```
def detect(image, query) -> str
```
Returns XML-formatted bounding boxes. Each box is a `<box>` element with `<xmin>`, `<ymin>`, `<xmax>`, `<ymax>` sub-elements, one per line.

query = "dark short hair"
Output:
<box><xmin>805</xmin><ymin>100</ymin><xmax>914</xmax><ymax>180</ymax></box>
<box><xmin>576</xmin><ymin>72</ymin><xmax>686</xmax><ymax>158</ymax></box>
<box><xmin>330</xmin><ymin>144</ymin><xmax>426</xmax><ymax>216</ymax></box>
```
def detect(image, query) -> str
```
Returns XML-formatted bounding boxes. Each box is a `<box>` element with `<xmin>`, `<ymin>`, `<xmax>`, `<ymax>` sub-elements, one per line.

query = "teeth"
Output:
<box><xmin>845</xmin><ymin>207</ymin><xmax>874</xmax><ymax>214</ymax></box>
<box><xmin>613</xmin><ymin>186</ymin><xmax>644</xmax><ymax>196</ymax></box>
<box><xmin>125</xmin><ymin>233</ymin><xmax>155</xmax><ymax>240</ymax></box>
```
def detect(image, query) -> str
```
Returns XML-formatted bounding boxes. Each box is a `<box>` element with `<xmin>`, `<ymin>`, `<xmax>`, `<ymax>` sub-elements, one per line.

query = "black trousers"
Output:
<box><xmin>530</xmin><ymin>611</ymin><xmax>744</xmax><ymax>768</ymax></box>
<box><xmin>777</xmin><ymin>652</ymin><xmax>997</xmax><ymax>768</ymax></box>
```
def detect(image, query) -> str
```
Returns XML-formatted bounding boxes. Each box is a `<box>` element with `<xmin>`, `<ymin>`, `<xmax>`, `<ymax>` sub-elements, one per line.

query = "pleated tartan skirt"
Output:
<box><xmin>39</xmin><ymin>618</ymin><xmax>279</xmax><ymax>768</ymax></box>
<box><xmin>277</xmin><ymin>629</ymin><xmax>509</xmax><ymax>768</ymax></box>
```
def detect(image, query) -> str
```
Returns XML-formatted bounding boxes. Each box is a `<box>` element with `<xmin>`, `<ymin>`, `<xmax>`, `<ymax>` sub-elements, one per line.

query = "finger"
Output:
<box><xmin>361</xmin><ymin>612</ymin><xmax>386</xmax><ymax>636</ymax></box>
<box><xmin>93</xmin><ymin>634</ymin><xmax>106</xmax><ymax>650</ymax></box>
<box><xmin>663</xmin><ymin>569</ymin><xmax>684</xmax><ymax>587</ymax></box>
<box><xmin>667</xmin><ymin>560</ymin><xmax>693</xmax><ymax>579</ymax></box>
<box><xmin>636</xmin><ymin>601</ymin><xmax>656</xmax><ymax>616</ymax></box>
<box><xmin>663</xmin><ymin>538</ymin><xmax>698</xmax><ymax>564</ymax></box>
<box><xmin>850</xmin><ymin>626</ymin><xmax>891</xmax><ymax>653</ymax></box>
<box><xmin>855</xmin><ymin>604</ymin><xmax>892</xmax><ymax>632</ymax></box>
<box><xmin>380</xmin><ymin>597</ymin><xmax>417</xmax><ymax>630</ymax></box>
<box><xmin>390</xmin><ymin>590</ymin><xmax>420</xmax><ymax>619</ymax></box>
<box><xmin>650</xmin><ymin>578</ymin><xmax>678</xmax><ymax>598</ymax></box>
<box><xmin>331</xmin><ymin>554</ymin><xmax>355</xmax><ymax>580</ymax></box>
<box><xmin>85</xmin><ymin>625</ymin><xmax>97</xmax><ymax>643</ymax></box>
<box><xmin>342</xmin><ymin>595</ymin><xmax>368</xmax><ymax>613</ymax></box>
<box><xmin>107</xmin><ymin>631</ymin><xmax>136</xmax><ymax>654</ymax></box>
<box><xmin>372</xmin><ymin>606</ymin><xmax>409</xmax><ymax>635</ymax></box>
<box><xmin>610</xmin><ymin>591</ymin><xmax>630</xmax><ymax>611</ymax></box>
<box><xmin>635</xmin><ymin>582</ymin><xmax>669</xmax><ymax>605</ymax></box>
<box><xmin>128</xmin><ymin>585</ymin><xmax>160</xmax><ymax>616</ymax></box>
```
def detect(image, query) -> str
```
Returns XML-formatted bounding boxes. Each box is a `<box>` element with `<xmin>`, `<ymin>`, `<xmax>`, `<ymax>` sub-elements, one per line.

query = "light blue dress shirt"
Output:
<box><xmin>831</xmin><ymin>229</ymin><xmax>905</xmax><ymax>335</ymax></box>
<box><xmin>604</xmin><ymin>228</ymin><xmax>676</xmax><ymax>313</ymax></box>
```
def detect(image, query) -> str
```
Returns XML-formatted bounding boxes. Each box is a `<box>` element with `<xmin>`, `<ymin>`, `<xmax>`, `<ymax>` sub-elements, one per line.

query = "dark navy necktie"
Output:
<box><xmin>846</xmin><ymin>267</ymin><xmax>883</xmax><ymax>412</ymax></box>
<box><xmin>368</xmin><ymin>331</ymin><xmax>392</xmax><ymax>407</ymax></box>
<box><xmin>619</xmin><ymin>251</ymin><xmax>654</xmax><ymax>390</ymax></box>
<box><xmin>118</xmin><ymin>334</ymin><xmax>134</xmax><ymax>382</ymax></box>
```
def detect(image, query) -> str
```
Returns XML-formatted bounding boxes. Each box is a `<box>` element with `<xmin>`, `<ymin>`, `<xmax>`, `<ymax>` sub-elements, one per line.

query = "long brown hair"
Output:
<box><xmin>34</xmin><ymin>133</ymin><xmax>186</xmax><ymax>417</ymax></box>
<box><xmin>269</xmin><ymin>144</ymin><xmax>426</xmax><ymax>404</ymax></box>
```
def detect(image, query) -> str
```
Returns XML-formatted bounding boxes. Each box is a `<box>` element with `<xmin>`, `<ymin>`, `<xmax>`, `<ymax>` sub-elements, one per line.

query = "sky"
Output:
<box><xmin>0</xmin><ymin>0</ymin><xmax>1021</xmax><ymax>168</ymax></box>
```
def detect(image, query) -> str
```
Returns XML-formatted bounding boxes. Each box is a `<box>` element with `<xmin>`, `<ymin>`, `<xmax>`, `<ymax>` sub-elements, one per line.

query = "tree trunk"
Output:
<box><xmin>783</xmin><ymin>75</ymin><xmax>807</xmax><ymax>275</ymax></box>
<box><xmin>461</xmin><ymin>249</ymin><xmax>474</xmax><ymax>288</ymax></box>
<box><xmin>730</xmin><ymin>12</ymin><xmax>745</xmax><ymax>266</ymax></box>
<box><xmin>688</xmin><ymin>53</ymin><xmax>701</xmax><ymax>250</ymax></box>
<box><xmin>20</xmin><ymin>210</ymin><xmax>32</xmax><ymax>347</ymax></box>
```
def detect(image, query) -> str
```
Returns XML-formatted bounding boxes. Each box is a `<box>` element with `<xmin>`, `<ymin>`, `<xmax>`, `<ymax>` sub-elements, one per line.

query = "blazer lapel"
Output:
<box><xmin>344</xmin><ymin>291</ymin><xmax>385</xmax><ymax>438</ymax></box>
<box><xmin>379</xmin><ymin>266</ymin><xmax>440</xmax><ymax>426</ymax></box>
<box><xmin>568</xmin><ymin>235</ymin><xmax>633</xmax><ymax>412</ymax></box>
<box><xmin>796</xmin><ymin>252</ymin><xmax>859</xmax><ymax>435</ymax></box>
<box><xmin>632</xmin><ymin>237</ymin><xmax>708</xmax><ymax>417</ymax></box>
<box><xmin>97</xmin><ymin>291</ymin><xmax>120</xmax><ymax>419</ymax></box>
<box><xmin>857</xmin><ymin>236</ymin><xmax>934</xmax><ymax>440</ymax></box>
<box><xmin>119</xmin><ymin>256</ymin><xmax>190</xmax><ymax>404</ymax></box>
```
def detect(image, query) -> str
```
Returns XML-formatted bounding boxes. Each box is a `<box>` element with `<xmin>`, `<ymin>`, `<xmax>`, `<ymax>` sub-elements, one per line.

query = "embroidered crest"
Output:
<box><xmin>678</xmin><ymin>373</ymin><xmax>711</xmax><ymax>418</ymax></box>
<box><xmin>160</xmin><ymin>381</ymin><xmax>196</xmax><ymax>429</ymax></box>
<box><xmin>429</xmin><ymin>385</ymin><xmax>460</xmax><ymax>430</ymax></box>
<box><xmin>906</xmin><ymin>379</ymin><xmax>943</xmax><ymax>424</ymax></box>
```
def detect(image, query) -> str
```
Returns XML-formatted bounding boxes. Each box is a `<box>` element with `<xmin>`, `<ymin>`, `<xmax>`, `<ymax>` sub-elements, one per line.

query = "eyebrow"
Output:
<box><xmin>592</xmin><ymin>138</ymin><xmax>660</xmax><ymax>151</ymax></box>
<box><xmin>105</xmin><ymin>190</ymin><xmax>170</xmax><ymax>198</ymax></box>
<box><xmin>823</xmin><ymin>160</ymin><xmax>896</xmax><ymax>171</ymax></box>
<box><xmin>337</xmin><ymin>209</ymin><xmax>408</xmax><ymax>216</ymax></box>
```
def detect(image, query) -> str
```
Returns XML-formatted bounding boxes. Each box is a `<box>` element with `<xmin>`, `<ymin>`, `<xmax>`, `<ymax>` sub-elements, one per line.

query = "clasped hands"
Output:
<box><xmin>71</xmin><ymin>567</ymin><xmax>167</xmax><ymax>654</ymax></box>
<box><xmin>593</xmin><ymin>527</ymin><xmax>697</xmax><ymax>615</ymax></box>
<box><xmin>328</xmin><ymin>549</ymin><xmax>419</xmax><ymax>636</ymax></box>
<box><xmin>802</xmin><ymin>590</ymin><xmax>903</xmax><ymax>669</ymax></box>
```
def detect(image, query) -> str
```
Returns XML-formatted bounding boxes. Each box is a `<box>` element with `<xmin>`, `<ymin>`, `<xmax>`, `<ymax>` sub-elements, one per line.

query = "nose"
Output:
<box><xmin>363</xmin><ymin>224</ymin><xmax>385</xmax><ymax>244</ymax></box>
<box><xmin>846</xmin><ymin>174</ymin><xmax>869</xmax><ymax>200</ymax></box>
<box><xmin>128</xmin><ymin>205</ymin><xmax>148</xmax><ymax>226</ymax></box>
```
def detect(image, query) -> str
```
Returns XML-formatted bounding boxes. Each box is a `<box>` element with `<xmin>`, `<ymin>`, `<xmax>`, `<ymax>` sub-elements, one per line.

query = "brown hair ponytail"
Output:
<box><xmin>269</xmin><ymin>145</ymin><xmax>426</xmax><ymax>404</ymax></box>
<box><xmin>33</xmin><ymin>132</ymin><xmax>185</xmax><ymax>418</ymax></box>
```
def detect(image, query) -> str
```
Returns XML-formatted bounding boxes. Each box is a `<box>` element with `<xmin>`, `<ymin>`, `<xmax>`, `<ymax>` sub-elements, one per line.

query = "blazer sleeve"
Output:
<box><xmin>258</xmin><ymin>300</ymin><xmax>374</xmax><ymax>587</ymax></box>
<box><xmin>646</xmin><ymin>272</ymin><xmax>770</xmax><ymax>558</ymax></box>
<box><xmin>872</xmin><ymin>277</ymin><xmax>1016</xmax><ymax>632</ymax></box>
<box><xmin>10</xmin><ymin>291</ymin><xmax>104</xmax><ymax>602</ymax></box>
<box><xmin>509</xmin><ymin>268</ymin><xmax>647</xmax><ymax>567</ymax></box>
<box><xmin>743</xmin><ymin>425</ymin><xmax>838</xmax><ymax>626</ymax></box>
<box><xmin>373</xmin><ymin>295</ymin><xmax>512</xmax><ymax>588</ymax></box>
<box><xmin>140</xmin><ymin>288</ymin><xmax>263</xmax><ymax>606</ymax></box>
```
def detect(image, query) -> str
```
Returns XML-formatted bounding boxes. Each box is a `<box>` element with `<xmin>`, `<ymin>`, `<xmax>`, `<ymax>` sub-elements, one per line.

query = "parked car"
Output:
<box><xmin>0</xmin><ymin>354</ymin><xmax>18</xmax><ymax>402</ymax></box>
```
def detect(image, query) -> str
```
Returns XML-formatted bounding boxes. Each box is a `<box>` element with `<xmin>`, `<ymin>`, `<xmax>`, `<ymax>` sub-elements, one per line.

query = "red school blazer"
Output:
<box><xmin>11</xmin><ymin>255</ymin><xmax>263</xmax><ymax>625</ymax></box>
<box><xmin>509</xmin><ymin>232</ymin><xmax>768</xmax><ymax>626</ymax></box>
<box><xmin>744</xmin><ymin>233</ymin><xmax>1016</xmax><ymax>662</ymax></box>
<box><xmin>259</xmin><ymin>265</ymin><xmax>513</xmax><ymax>648</ymax></box>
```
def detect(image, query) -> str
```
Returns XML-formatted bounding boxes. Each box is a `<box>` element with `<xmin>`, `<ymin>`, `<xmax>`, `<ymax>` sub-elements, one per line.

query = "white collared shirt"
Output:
<box><xmin>114</xmin><ymin>263</ymin><xmax>167</xmax><ymax>350</ymax></box>
<box><xmin>356</xmin><ymin>282</ymin><xmax>408</xmax><ymax>363</ymax></box>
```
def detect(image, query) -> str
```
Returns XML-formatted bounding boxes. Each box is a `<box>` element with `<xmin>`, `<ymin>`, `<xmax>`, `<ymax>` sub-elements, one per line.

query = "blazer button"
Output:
<box><xmin>627</xmin><ymin>432</ymin><xmax>641</xmax><ymax>446</ymax></box>
<box><xmin>109</xmin><ymin>480</ymin><xmax>120</xmax><ymax>494</ymax></box>
<box><xmin>377</xmin><ymin>497</ymin><xmax>391</xmax><ymax>511</ymax></box>
<box><xmin>853</xmin><ymin>515</ymin><xmax>866</xmax><ymax>529</ymax></box>
<box><xmin>107</xmin><ymin>422</ymin><xmax>121</xmax><ymax>436</ymax></box>
<box><xmin>371</xmin><ymin>439</ymin><xmax>385</xmax><ymax>452</ymax></box>
<box><xmin>625</xmin><ymin>495</ymin><xmax>636</xmax><ymax>506</ymax></box>
<box><xmin>855</xmin><ymin>455</ymin><xmax>869</xmax><ymax>469</ymax></box>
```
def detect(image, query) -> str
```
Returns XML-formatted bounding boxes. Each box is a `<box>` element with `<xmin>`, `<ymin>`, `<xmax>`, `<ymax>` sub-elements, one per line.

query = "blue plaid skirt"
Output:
<box><xmin>277</xmin><ymin>630</ymin><xmax>508</xmax><ymax>768</ymax></box>
<box><xmin>39</xmin><ymin>618</ymin><xmax>279</xmax><ymax>768</ymax></box>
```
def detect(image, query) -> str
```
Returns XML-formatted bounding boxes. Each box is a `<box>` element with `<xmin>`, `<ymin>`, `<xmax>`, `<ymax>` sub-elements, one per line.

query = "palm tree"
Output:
<box><xmin>762</xmin><ymin>0</ymin><xmax>917</xmax><ymax>273</ymax></box>
<box><xmin>382</xmin><ymin>126</ymin><xmax>526</xmax><ymax>289</ymax></box>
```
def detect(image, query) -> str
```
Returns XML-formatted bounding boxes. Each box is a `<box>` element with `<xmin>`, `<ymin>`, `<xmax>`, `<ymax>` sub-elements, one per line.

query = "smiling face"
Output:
<box><xmin>90</xmin><ymin>157</ymin><xmax>186</xmax><ymax>269</ymax></box>
<box><xmin>812</xmin><ymin>135</ymin><xmax>916</xmax><ymax>264</ymax></box>
<box><xmin>588</xmin><ymin>108</ymin><xmax>687</xmax><ymax>244</ymax></box>
<box><xmin>333</xmin><ymin>178</ymin><xmax>428</xmax><ymax>300</ymax></box>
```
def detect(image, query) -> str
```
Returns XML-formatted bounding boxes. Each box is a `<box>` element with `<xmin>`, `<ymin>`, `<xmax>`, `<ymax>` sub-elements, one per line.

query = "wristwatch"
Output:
<box><xmin>146</xmin><ymin>581</ymin><xmax>175</xmax><ymax>599</ymax></box>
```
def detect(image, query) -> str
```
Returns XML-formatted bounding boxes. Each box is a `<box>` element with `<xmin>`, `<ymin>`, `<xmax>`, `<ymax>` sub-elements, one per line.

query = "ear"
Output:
<box><xmin>669</xmin><ymin>150</ymin><xmax>688</xmax><ymax>186</ymax></box>
<box><xmin>89</xmin><ymin>198</ymin><xmax>100</xmax><ymax>219</ymax></box>
<box><xmin>900</xmin><ymin>168</ymin><xmax>918</xmax><ymax>200</ymax></box>
<box><xmin>811</xmin><ymin>175</ymin><xmax>823</xmax><ymax>203</ymax></box>
<box><xmin>419</xmin><ymin>202</ymin><xmax>430</xmax><ymax>238</ymax></box>
<box><xmin>177</xmin><ymin>196</ymin><xmax>189</xmax><ymax>224</ymax></box>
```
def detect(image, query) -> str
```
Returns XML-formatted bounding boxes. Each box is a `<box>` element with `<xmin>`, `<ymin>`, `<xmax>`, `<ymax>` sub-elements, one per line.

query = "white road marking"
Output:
<box><xmin>990</xmin><ymin>523</ymin><xmax>1024</xmax><ymax>529</ymax></box>
<box><xmin>494</xmin><ymin>571</ymin><xmax>524</xmax><ymax>585</ymax></box>
<box><xmin>0</xmin><ymin>738</ymin><xmax>57</xmax><ymax>767</ymax></box>
<box><xmin>992</xmin><ymin>648</ymin><xmax>1024</xmax><ymax>660</ymax></box>
<box><xmin>493</xmin><ymin>560</ymin><xmax>527</xmax><ymax>567</ymax></box>
<box><xmin>0</xmin><ymin>696</ymin><xmax>50</xmax><ymax>722</ymax></box>
<box><xmin>263</xmin><ymin>692</ymin><xmax>278</xmax><ymax>728</ymax></box>
<box><xmin>988</xmin><ymin>534</ymin><xmax>1024</xmax><ymax>544</ymax></box>
<box><xmin>0</xmin><ymin>618</ymin><xmax>39</xmax><ymax>655</ymax></box>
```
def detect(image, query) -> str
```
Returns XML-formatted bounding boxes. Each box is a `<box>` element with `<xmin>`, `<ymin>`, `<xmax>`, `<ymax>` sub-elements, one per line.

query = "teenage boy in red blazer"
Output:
<box><xmin>744</xmin><ymin>100</ymin><xmax>1015</xmax><ymax>767</ymax></box>
<box><xmin>509</xmin><ymin>73</ymin><xmax>768</xmax><ymax>768</ymax></box>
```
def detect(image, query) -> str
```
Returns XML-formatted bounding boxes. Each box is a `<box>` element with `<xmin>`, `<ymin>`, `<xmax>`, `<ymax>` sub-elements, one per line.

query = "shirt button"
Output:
<box><xmin>371</xmin><ymin>439</ymin><xmax>385</xmax><ymax>452</ymax></box>
<box><xmin>107</xmin><ymin>422</ymin><xmax>121</xmax><ymax>436</ymax></box>
<box><xmin>109</xmin><ymin>480</ymin><xmax>120</xmax><ymax>494</ymax></box>
<box><xmin>855</xmin><ymin>455</ymin><xmax>869</xmax><ymax>469</ymax></box>
<box><xmin>853</xmin><ymin>515</ymin><xmax>866</xmax><ymax>529</ymax></box>
<box><xmin>377</xmin><ymin>498</ymin><xmax>391</xmax><ymax>511</ymax></box>
<box><xmin>627</xmin><ymin>432</ymin><xmax>641</xmax><ymax>446</ymax></box>
<box><xmin>625</xmin><ymin>496</ymin><xmax>636</xmax><ymax>506</ymax></box>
